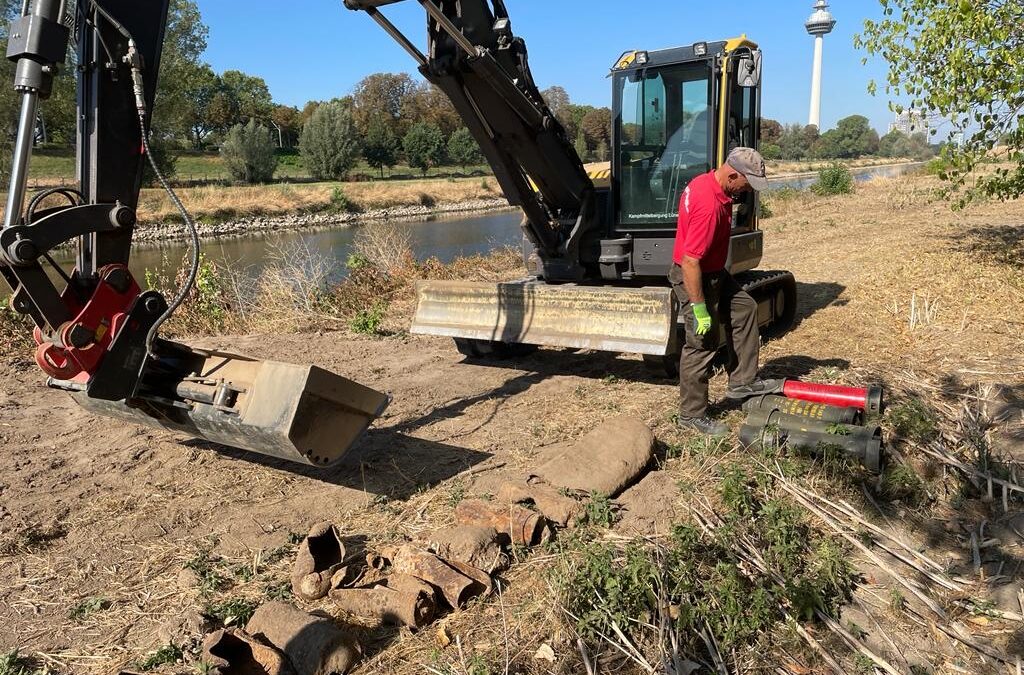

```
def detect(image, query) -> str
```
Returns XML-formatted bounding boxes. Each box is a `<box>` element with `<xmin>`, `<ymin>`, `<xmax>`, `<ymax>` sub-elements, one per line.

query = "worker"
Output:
<box><xmin>669</xmin><ymin>147</ymin><xmax>781</xmax><ymax>436</ymax></box>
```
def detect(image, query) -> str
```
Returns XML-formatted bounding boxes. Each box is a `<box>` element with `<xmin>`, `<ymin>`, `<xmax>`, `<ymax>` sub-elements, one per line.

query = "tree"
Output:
<box><xmin>761</xmin><ymin>118</ymin><xmax>784</xmax><ymax>145</ymax></box>
<box><xmin>541</xmin><ymin>85</ymin><xmax>571</xmax><ymax>122</ymax></box>
<box><xmin>221</xmin><ymin>120</ymin><xmax>278</xmax><ymax>184</ymax></box>
<box><xmin>573</xmin><ymin>128</ymin><xmax>589</xmax><ymax>161</ymax></box>
<box><xmin>815</xmin><ymin>115</ymin><xmax>880</xmax><ymax>159</ymax></box>
<box><xmin>581</xmin><ymin>107</ymin><xmax>612</xmax><ymax>161</ymax></box>
<box><xmin>152</xmin><ymin>0</ymin><xmax>209</xmax><ymax>139</ymax></box>
<box><xmin>856</xmin><ymin>0</ymin><xmax>1024</xmax><ymax>203</ymax></box>
<box><xmin>300</xmin><ymin>100</ymin><xmax>361</xmax><ymax>181</ymax></box>
<box><xmin>363</xmin><ymin>119</ymin><xmax>401</xmax><ymax>178</ymax></box>
<box><xmin>879</xmin><ymin>129</ymin><xmax>934</xmax><ymax>159</ymax></box>
<box><xmin>351</xmin><ymin>72</ymin><xmax>417</xmax><ymax>136</ymax></box>
<box><xmin>221</xmin><ymin>70</ymin><xmax>273</xmax><ymax>123</ymax></box>
<box><xmin>401</xmin><ymin>83</ymin><xmax>461</xmax><ymax>137</ymax></box>
<box><xmin>403</xmin><ymin>122</ymin><xmax>445</xmax><ymax>175</ymax></box>
<box><xmin>447</xmin><ymin>127</ymin><xmax>482</xmax><ymax>170</ymax></box>
<box><xmin>777</xmin><ymin>123</ymin><xmax>820</xmax><ymax>160</ymax></box>
<box><xmin>270</xmin><ymin>105</ymin><xmax>301</xmax><ymax>148</ymax></box>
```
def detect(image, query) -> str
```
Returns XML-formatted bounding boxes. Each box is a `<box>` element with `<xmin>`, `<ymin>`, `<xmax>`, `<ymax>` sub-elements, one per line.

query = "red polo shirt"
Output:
<box><xmin>672</xmin><ymin>171</ymin><xmax>732</xmax><ymax>272</ymax></box>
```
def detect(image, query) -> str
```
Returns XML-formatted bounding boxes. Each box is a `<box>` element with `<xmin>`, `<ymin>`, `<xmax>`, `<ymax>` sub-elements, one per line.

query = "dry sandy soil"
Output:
<box><xmin>2</xmin><ymin>174</ymin><xmax>1024</xmax><ymax>673</ymax></box>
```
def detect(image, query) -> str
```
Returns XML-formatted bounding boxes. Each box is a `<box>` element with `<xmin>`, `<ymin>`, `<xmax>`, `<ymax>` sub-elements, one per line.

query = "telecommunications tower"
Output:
<box><xmin>806</xmin><ymin>0</ymin><xmax>837</xmax><ymax>128</ymax></box>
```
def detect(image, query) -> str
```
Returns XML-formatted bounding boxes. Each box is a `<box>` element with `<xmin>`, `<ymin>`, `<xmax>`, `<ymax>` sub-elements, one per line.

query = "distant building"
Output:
<box><xmin>805</xmin><ymin>1</ymin><xmax>837</xmax><ymax>128</ymax></box>
<box><xmin>889</xmin><ymin>109</ymin><xmax>929</xmax><ymax>136</ymax></box>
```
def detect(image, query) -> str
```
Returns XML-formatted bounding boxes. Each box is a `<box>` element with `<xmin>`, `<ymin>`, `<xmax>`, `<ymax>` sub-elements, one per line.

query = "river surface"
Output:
<box><xmin>54</xmin><ymin>162</ymin><xmax>921</xmax><ymax>284</ymax></box>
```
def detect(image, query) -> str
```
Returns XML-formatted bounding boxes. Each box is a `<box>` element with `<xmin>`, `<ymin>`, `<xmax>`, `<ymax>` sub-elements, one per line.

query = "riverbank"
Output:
<box><xmin>125</xmin><ymin>160</ymin><xmax>924</xmax><ymax>244</ymax></box>
<box><xmin>135</xmin><ymin>196</ymin><xmax>514</xmax><ymax>243</ymax></box>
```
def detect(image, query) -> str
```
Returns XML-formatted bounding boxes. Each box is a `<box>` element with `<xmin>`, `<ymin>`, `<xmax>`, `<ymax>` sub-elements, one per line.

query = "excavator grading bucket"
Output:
<box><xmin>65</xmin><ymin>346</ymin><xmax>390</xmax><ymax>467</ymax></box>
<box><xmin>411</xmin><ymin>280</ymin><xmax>678</xmax><ymax>355</ymax></box>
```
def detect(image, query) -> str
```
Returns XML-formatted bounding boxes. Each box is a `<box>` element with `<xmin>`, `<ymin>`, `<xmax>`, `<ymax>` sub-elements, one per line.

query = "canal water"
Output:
<box><xmin>54</xmin><ymin>162</ymin><xmax>921</xmax><ymax>285</ymax></box>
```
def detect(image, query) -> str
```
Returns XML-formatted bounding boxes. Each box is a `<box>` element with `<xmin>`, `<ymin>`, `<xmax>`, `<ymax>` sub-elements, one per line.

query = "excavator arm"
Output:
<box><xmin>345</xmin><ymin>0</ymin><xmax>597</xmax><ymax>280</ymax></box>
<box><xmin>0</xmin><ymin>0</ymin><xmax>388</xmax><ymax>466</ymax></box>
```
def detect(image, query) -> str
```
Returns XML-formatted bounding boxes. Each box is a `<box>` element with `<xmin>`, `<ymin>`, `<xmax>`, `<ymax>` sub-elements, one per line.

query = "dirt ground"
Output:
<box><xmin>2</xmin><ymin>174</ymin><xmax>1024</xmax><ymax>673</ymax></box>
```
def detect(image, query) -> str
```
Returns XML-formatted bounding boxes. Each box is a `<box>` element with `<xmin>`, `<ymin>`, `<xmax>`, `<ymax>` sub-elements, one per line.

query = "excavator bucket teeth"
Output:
<box><xmin>411</xmin><ymin>280</ymin><xmax>678</xmax><ymax>355</ymax></box>
<box><xmin>67</xmin><ymin>348</ymin><xmax>390</xmax><ymax>467</ymax></box>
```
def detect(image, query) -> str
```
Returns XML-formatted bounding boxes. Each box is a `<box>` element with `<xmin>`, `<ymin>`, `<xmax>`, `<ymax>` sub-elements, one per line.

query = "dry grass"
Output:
<box><xmin>5</xmin><ymin>172</ymin><xmax>1024</xmax><ymax>673</ymax></box>
<box><xmin>136</xmin><ymin>176</ymin><xmax>501</xmax><ymax>223</ymax></box>
<box><xmin>767</xmin><ymin>157</ymin><xmax>918</xmax><ymax>176</ymax></box>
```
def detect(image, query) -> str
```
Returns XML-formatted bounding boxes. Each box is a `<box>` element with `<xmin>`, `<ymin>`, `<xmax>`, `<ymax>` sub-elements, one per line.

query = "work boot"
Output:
<box><xmin>677</xmin><ymin>416</ymin><xmax>730</xmax><ymax>438</ymax></box>
<box><xmin>725</xmin><ymin>379</ymin><xmax>785</xmax><ymax>401</ymax></box>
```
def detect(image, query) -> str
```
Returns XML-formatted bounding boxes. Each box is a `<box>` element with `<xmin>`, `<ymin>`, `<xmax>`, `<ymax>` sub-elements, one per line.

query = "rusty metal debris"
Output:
<box><xmin>329</xmin><ymin>574</ymin><xmax>436</xmax><ymax>629</ymax></box>
<box><xmin>389</xmin><ymin>544</ymin><xmax>492</xmax><ymax>608</ymax></box>
<box><xmin>246</xmin><ymin>602</ymin><xmax>361</xmax><ymax>675</ymax></box>
<box><xmin>422</xmin><ymin>525</ymin><xmax>508</xmax><ymax>573</ymax></box>
<box><xmin>454</xmin><ymin>498</ymin><xmax>550</xmax><ymax>547</ymax></box>
<box><xmin>497</xmin><ymin>480</ymin><xmax>582</xmax><ymax>528</ymax></box>
<box><xmin>291</xmin><ymin>522</ymin><xmax>351</xmax><ymax>602</ymax></box>
<box><xmin>202</xmin><ymin>627</ymin><xmax>296</xmax><ymax>675</ymax></box>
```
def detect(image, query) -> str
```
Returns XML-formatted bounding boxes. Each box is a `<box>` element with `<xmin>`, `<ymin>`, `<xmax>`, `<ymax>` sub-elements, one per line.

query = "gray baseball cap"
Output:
<box><xmin>727</xmin><ymin>147</ymin><xmax>768</xmax><ymax>191</ymax></box>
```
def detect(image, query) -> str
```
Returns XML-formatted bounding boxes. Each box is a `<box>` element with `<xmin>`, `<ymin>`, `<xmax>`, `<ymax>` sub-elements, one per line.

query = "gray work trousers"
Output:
<box><xmin>668</xmin><ymin>264</ymin><xmax>760</xmax><ymax>418</ymax></box>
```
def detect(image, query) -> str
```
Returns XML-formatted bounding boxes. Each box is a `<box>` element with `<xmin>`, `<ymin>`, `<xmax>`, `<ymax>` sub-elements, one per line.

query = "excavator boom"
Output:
<box><xmin>0</xmin><ymin>0</ymin><xmax>388</xmax><ymax>466</ymax></box>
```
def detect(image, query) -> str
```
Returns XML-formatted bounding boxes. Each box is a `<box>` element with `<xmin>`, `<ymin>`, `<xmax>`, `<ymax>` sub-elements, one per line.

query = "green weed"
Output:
<box><xmin>445</xmin><ymin>479</ymin><xmax>466</xmax><ymax>508</ymax></box>
<box><xmin>184</xmin><ymin>548</ymin><xmax>231</xmax><ymax>596</ymax></box>
<box><xmin>68</xmin><ymin>596</ymin><xmax>109</xmax><ymax>621</ymax></box>
<box><xmin>137</xmin><ymin>644</ymin><xmax>184</xmax><ymax>671</ymax></box>
<box><xmin>349</xmin><ymin>301</ymin><xmax>388</xmax><ymax>335</ymax></box>
<box><xmin>330</xmin><ymin>186</ymin><xmax>358</xmax><ymax>212</ymax></box>
<box><xmin>887</xmin><ymin>399</ymin><xmax>939</xmax><ymax>444</ymax></box>
<box><xmin>878</xmin><ymin>463</ymin><xmax>929</xmax><ymax>506</ymax></box>
<box><xmin>0</xmin><ymin>651</ymin><xmax>47</xmax><ymax>675</ymax></box>
<box><xmin>579</xmin><ymin>492</ymin><xmax>617</xmax><ymax>528</ymax></box>
<box><xmin>204</xmin><ymin>597</ymin><xmax>259</xmax><ymax>627</ymax></box>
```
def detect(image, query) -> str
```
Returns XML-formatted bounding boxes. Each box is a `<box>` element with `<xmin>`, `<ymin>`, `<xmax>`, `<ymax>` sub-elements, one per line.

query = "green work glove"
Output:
<box><xmin>691</xmin><ymin>302</ymin><xmax>712</xmax><ymax>335</ymax></box>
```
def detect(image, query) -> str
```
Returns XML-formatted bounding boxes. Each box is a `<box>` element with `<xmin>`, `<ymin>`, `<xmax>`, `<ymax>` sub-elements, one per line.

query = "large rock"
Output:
<box><xmin>530</xmin><ymin>416</ymin><xmax>655</xmax><ymax>497</ymax></box>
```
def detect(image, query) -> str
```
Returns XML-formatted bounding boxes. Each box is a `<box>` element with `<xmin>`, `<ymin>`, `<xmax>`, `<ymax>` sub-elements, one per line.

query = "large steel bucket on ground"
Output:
<box><xmin>65</xmin><ymin>345</ymin><xmax>389</xmax><ymax>467</ymax></box>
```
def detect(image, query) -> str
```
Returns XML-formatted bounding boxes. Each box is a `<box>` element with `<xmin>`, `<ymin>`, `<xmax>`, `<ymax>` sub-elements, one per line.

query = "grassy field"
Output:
<box><xmin>25</xmin><ymin>145</ymin><xmax>492</xmax><ymax>185</ymax></box>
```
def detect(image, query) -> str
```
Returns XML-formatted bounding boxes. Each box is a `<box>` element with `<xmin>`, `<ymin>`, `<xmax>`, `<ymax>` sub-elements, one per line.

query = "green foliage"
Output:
<box><xmin>879</xmin><ymin>129</ymin><xmax>934</xmax><ymax>160</ymax></box>
<box><xmin>362</xmin><ymin>119</ymin><xmax>401</xmax><ymax>178</ymax></box>
<box><xmin>345</xmin><ymin>252</ymin><xmax>371</xmax><ymax>272</ymax></box>
<box><xmin>758</xmin><ymin>197</ymin><xmax>774</xmax><ymax>219</ymax></box>
<box><xmin>879</xmin><ymin>463</ymin><xmax>928</xmax><ymax>506</ymax></box>
<box><xmin>221</xmin><ymin>120</ymin><xmax>278</xmax><ymax>184</ymax></box>
<box><xmin>811</xmin><ymin>163</ymin><xmax>855</xmax><ymax>196</ymax></box>
<box><xmin>68</xmin><ymin>596</ymin><xmax>109</xmax><ymax>621</ymax></box>
<box><xmin>447</xmin><ymin>127</ymin><xmax>482</xmax><ymax>169</ymax></box>
<box><xmin>142</xmin><ymin>135</ymin><xmax>180</xmax><ymax>186</ymax></box>
<box><xmin>137</xmin><ymin>644</ymin><xmax>184</xmax><ymax>672</ymax></box>
<box><xmin>580</xmin><ymin>492</ymin><xmax>617</xmax><ymax>528</ymax></box>
<box><xmin>403</xmin><ymin>122</ymin><xmax>445</xmax><ymax>176</ymax></box>
<box><xmin>760</xmin><ymin>142</ymin><xmax>782</xmax><ymax>160</ymax></box>
<box><xmin>350</xmin><ymin>301</ymin><xmax>387</xmax><ymax>335</ymax></box>
<box><xmin>0</xmin><ymin>650</ymin><xmax>47</xmax><ymax>675</ymax></box>
<box><xmin>887</xmin><ymin>399</ymin><xmax>939</xmax><ymax>443</ymax></box>
<box><xmin>777</xmin><ymin>123</ymin><xmax>820</xmax><ymax>160</ymax></box>
<box><xmin>204</xmin><ymin>597</ymin><xmax>259</xmax><ymax>627</ymax></box>
<box><xmin>813</xmin><ymin>115</ymin><xmax>880</xmax><ymax>159</ymax></box>
<box><xmin>573</xmin><ymin>128</ymin><xmax>589</xmax><ymax>161</ymax></box>
<box><xmin>184</xmin><ymin>547</ymin><xmax>231</xmax><ymax>596</ymax></box>
<box><xmin>330</xmin><ymin>186</ymin><xmax>357</xmax><ymax>213</ymax></box>
<box><xmin>856</xmin><ymin>0</ymin><xmax>1024</xmax><ymax>204</ymax></box>
<box><xmin>301</xmin><ymin>100</ymin><xmax>361</xmax><ymax>181</ymax></box>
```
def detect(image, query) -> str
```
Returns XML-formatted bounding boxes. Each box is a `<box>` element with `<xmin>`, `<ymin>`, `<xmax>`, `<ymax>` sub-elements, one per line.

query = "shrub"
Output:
<box><xmin>301</xmin><ymin>100</ymin><xmax>361</xmax><ymax>181</ymax></box>
<box><xmin>221</xmin><ymin>120</ymin><xmax>278</xmax><ymax>184</ymax></box>
<box><xmin>330</xmin><ymin>186</ymin><xmax>357</xmax><ymax>213</ymax></box>
<box><xmin>141</xmin><ymin>135</ymin><xmax>179</xmax><ymax>186</ymax></box>
<box><xmin>447</xmin><ymin>127</ymin><xmax>482</xmax><ymax>170</ymax></box>
<box><xmin>403</xmin><ymin>122</ymin><xmax>445</xmax><ymax>176</ymax></box>
<box><xmin>350</xmin><ymin>301</ymin><xmax>387</xmax><ymax>335</ymax></box>
<box><xmin>810</xmin><ymin>163</ymin><xmax>854</xmax><ymax>196</ymax></box>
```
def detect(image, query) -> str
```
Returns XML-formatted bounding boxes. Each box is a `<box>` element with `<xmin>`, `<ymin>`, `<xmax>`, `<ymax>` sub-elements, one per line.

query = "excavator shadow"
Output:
<box><xmin>792</xmin><ymin>280</ymin><xmax>846</xmax><ymax>326</ymax></box>
<box><xmin>183</xmin><ymin>429</ymin><xmax>491</xmax><ymax>501</ymax></box>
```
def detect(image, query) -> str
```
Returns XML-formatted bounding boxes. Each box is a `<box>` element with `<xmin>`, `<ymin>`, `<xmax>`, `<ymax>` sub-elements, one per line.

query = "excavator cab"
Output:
<box><xmin>602</xmin><ymin>37</ymin><xmax>766</xmax><ymax>279</ymax></box>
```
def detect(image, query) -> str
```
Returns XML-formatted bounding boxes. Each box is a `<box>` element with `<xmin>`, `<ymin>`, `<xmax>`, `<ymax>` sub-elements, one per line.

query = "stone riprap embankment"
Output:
<box><xmin>134</xmin><ymin>198</ymin><xmax>513</xmax><ymax>243</ymax></box>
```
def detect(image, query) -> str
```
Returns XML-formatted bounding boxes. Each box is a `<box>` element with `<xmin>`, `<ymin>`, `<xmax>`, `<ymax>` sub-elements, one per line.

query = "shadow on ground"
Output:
<box><xmin>185</xmin><ymin>429</ymin><xmax>491</xmax><ymax>501</ymax></box>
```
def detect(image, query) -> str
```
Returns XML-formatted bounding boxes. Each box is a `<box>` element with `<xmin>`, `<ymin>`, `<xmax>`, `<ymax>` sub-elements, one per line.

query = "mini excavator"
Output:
<box><xmin>0</xmin><ymin>0</ymin><xmax>795</xmax><ymax>467</ymax></box>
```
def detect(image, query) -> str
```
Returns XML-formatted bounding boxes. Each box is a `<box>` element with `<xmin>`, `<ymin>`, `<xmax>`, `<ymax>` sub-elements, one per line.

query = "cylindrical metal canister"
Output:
<box><xmin>742</xmin><ymin>408</ymin><xmax>853</xmax><ymax>435</ymax></box>
<box><xmin>782</xmin><ymin>380</ymin><xmax>884</xmax><ymax>415</ymax></box>
<box><xmin>742</xmin><ymin>394</ymin><xmax>860</xmax><ymax>424</ymax></box>
<box><xmin>740</xmin><ymin>410</ymin><xmax>884</xmax><ymax>474</ymax></box>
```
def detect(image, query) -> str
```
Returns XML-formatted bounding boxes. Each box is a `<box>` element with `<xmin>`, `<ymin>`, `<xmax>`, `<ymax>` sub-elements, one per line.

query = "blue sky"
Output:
<box><xmin>198</xmin><ymin>0</ymin><xmax>899</xmax><ymax>133</ymax></box>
